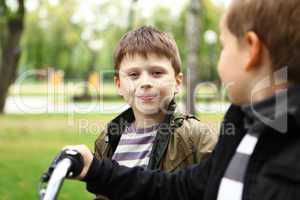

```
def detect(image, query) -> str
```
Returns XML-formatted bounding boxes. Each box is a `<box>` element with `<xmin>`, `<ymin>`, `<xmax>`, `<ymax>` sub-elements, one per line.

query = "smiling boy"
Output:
<box><xmin>92</xmin><ymin>26</ymin><xmax>216</xmax><ymax>199</ymax></box>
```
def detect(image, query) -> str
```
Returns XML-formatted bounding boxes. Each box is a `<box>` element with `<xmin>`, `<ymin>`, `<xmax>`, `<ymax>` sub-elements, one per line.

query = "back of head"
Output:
<box><xmin>226</xmin><ymin>0</ymin><xmax>300</xmax><ymax>83</ymax></box>
<box><xmin>113</xmin><ymin>26</ymin><xmax>181</xmax><ymax>76</ymax></box>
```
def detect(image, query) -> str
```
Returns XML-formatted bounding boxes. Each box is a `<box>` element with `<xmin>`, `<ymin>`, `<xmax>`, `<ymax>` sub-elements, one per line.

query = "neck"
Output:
<box><xmin>132</xmin><ymin>108</ymin><xmax>165</xmax><ymax>129</ymax></box>
<box><xmin>250</xmin><ymin>83</ymin><xmax>290</xmax><ymax>103</ymax></box>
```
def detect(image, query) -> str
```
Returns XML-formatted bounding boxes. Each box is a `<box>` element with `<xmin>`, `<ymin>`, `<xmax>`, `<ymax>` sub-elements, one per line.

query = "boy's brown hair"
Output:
<box><xmin>226</xmin><ymin>0</ymin><xmax>300</xmax><ymax>82</ymax></box>
<box><xmin>113</xmin><ymin>26</ymin><xmax>181</xmax><ymax>76</ymax></box>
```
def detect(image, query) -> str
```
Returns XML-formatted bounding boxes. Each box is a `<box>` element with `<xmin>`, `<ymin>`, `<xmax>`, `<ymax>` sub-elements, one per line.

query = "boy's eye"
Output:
<box><xmin>152</xmin><ymin>71</ymin><xmax>163</xmax><ymax>77</ymax></box>
<box><xmin>128</xmin><ymin>72</ymin><xmax>139</xmax><ymax>79</ymax></box>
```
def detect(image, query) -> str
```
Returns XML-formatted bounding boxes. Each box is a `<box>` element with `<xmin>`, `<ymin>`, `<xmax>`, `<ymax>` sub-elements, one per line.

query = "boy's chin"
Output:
<box><xmin>133</xmin><ymin>104</ymin><xmax>161</xmax><ymax>115</ymax></box>
<box><xmin>228</xmin><ymin>93</ymin><xmax>248</xmax><ymax>106</ymax></box>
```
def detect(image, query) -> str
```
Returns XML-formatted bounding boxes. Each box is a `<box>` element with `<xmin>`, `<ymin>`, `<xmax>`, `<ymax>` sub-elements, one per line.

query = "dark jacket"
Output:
<box><xmin>84</xmin><ymin>86</ymin><xmax>300</xmax><ymax>200</ymax></box>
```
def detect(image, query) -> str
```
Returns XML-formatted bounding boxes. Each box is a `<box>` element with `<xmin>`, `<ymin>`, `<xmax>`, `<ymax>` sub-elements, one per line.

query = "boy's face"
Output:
<box><xmin>217</xmin><ymin>15</ymin><xmax>252</xmax><ymax>105</ymax></box>
<box><xmin>115</xmin><ymin>53</ymin><xmax>182</xmax><ymax>115</ymax></box>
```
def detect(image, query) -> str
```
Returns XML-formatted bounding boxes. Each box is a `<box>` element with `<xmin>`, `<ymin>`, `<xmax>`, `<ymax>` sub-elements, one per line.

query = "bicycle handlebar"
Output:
<box><xmin>39</xmin><ymin>149</ymin><xmax>84</xmax><ymax>200</ymax></box>
<box><xmin>41</xmin><ymin>158</ymin><xmax>72</xmax><ymax>200</ymax></box>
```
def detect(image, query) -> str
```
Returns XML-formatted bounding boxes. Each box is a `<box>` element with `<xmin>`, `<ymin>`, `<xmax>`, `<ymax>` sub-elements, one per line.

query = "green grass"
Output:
<box><xmin>0</xmin><ymin>114</ymin><xmax>117</xmax><ymax>200</ymax></box>
<box><xmin>0</xmin><ymin>112</ymin><xmax>224</xmax><ymax>200</ymax></box>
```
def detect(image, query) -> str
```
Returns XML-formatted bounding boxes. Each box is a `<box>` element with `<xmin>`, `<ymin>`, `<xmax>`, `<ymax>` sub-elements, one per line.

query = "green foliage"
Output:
<box><xmin>18</xmin><ymin>0</ymin><xmax>223</xmax><ymax>81</ymax></box>
<box><xmin>20</xmin><ymin>0</ymin><xmax>83</xmax><ymax>75</ymax></box>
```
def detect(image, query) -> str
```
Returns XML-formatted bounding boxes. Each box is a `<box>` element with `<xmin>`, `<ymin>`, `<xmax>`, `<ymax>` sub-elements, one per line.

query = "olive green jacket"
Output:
<box><xmin>93</xmin><ymin>101</ymin><xmax>217</xmax><ymax>199</ymax></box>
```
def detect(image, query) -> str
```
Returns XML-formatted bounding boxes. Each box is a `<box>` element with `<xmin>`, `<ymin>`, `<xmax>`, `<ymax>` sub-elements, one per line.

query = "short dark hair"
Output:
<box><xmin>113</xmin><ymin>26</ymin><xmax>181</xmax><ymax>76</ymax></box>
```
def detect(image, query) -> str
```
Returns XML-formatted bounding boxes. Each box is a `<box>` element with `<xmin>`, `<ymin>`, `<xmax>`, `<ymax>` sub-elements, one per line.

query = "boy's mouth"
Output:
<box><xmin>136</xmin><ymin>94</ymin><xmax>158</xmax><ymax>102</ymax></box>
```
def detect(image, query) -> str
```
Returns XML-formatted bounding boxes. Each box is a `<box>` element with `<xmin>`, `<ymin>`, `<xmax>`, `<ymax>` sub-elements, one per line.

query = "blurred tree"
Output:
<box><xmin>199</xmin><ymin>0</ymin><xmax>221</xmax><ymax>81</ymax></box>
<box><xmin>19</xmin><ymin>0</ymin><xmax>129</xmax><ymax>80</ymax></box>
<box><xmin>185</xmin><ymin>0</ymin><xmax>202</xmax><ymax>114</ymax></box>
<box><xmin>0</xmin><ymin>0</ymin><xmax>25</xmax><ymax>113</ymax></box>
<box><xmin>127</xmin><ymin>0</ymin><xmax>138</xmax><ymax>31</ymax></box>
<box><xmin>20</xmin><ymin>0</ymin><xmax>84</xmax><ymax>79</ymax></box>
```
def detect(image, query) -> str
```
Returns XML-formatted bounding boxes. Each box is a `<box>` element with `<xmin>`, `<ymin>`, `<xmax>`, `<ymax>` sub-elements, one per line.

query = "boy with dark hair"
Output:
<box><xmin>66</xmin><ymin>0</ymin><xmax>300</xmax><ymax>199</ymax></box>
<box><xmin>92</xmin><ymin>26</ymin><xmax>216</xmax><ymax>199</ymax></box>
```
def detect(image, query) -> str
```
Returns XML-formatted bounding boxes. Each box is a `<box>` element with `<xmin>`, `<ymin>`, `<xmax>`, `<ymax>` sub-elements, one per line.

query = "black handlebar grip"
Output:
<box><xmin>63</xmin><ymin>149</ymin><xmax>84</xmax><ymax>178</ymax></box>
<box><xmin>42</xmin><ymin>149</ymin><xmax>84</xmax><ymax>181</ymax></box>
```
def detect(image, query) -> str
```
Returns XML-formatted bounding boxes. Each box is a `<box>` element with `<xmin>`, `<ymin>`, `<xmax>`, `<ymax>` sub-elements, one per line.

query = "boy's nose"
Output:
<box><xmin>139</xmin><ymin>74</ymin><xmax>153</xmax><ymax>89</ymax></box>
<box><xmin>140</xmin><ymin>83</ymin><xmax>152</xmax><ymax>89</ymax></box>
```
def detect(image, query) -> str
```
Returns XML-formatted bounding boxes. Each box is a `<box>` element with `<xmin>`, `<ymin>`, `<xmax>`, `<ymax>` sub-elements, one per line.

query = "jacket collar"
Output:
<box><xmin>105</xmin><ymin>99</ymin><xmax>178</xmax><ymax>153</ymax></box>
<box><xmin>105</xmin><ymin>107</ymin><xmax>135</xmax><ymax>146</ymax></box>
<box><xmin>287</xmin><ymin>85</ymin><xmax>300</xmax><ymax>120</ymax></box>
<box><xmin>240</xmin><ymin>84</ymin><xmax>300</xmax><ymax>134</ymax></box>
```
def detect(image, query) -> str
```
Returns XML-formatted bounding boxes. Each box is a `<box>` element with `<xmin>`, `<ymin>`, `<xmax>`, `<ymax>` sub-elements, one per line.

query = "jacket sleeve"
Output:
<box><xmin>187</xmin><ymin>118</ymin><xmax>218</xmax><ymax>163</ymax></box>
<box><xmin>83</xmin><ymin>150</ymin><xmax>213</xmax><ymax>200</ymax></box>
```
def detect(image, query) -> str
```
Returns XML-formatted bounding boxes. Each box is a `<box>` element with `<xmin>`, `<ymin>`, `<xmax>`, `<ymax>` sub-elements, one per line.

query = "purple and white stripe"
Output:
<box><xmin>112</xmin><ymin>123</ymin><xmax>159</xmax><ymax>168</ymax></box>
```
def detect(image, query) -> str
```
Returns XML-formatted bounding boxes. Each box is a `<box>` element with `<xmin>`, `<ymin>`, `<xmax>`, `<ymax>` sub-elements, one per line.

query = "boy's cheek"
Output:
<box><xmin>157</xmin><ymin>79</ymin><xmax>176</xmax><ymax>89</ymax></box>
<box><xmin>122</xmin><ymin>93</ymin><xmax>135</xmax><ymax>105</ymax></box>
<box><xmin>217</xmin><ymin>57</ymin><xmax>230</xmax><ymax>83</ymax></box>
<box><xmin>119</xmin><ymin>79</ymin><xmax>137</xmax><ymax>93</ymax></box>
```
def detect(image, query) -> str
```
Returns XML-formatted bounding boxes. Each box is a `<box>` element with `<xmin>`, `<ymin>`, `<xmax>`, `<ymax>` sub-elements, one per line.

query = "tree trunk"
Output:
<box><xmin>185</xmin><ymin>0</ymin><xmax>202</xmax><ymax>114</ymax></box>
<box><xmin>0</xmin><ymin>0</ymin><xmax>25</xmax><ymax>113</ymax></box>
<box><xmin>127</xmin><ymin>0</ymin><xmax>138</xmax><ymax>31</ymax></box>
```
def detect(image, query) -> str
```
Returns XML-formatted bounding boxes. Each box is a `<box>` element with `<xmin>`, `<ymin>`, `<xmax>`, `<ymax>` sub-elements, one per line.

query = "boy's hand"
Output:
<box><xmin>63</xmin><ymin>144</ymin><xmax>93</xmax><ymax>180</ymax></box>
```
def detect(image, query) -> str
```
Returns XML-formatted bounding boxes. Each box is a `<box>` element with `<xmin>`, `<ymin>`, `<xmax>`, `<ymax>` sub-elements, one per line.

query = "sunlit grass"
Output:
<box><xmin>0</xmin><ymin>114</ymin><xmax>116</xmax><ymax>200</ymax></box>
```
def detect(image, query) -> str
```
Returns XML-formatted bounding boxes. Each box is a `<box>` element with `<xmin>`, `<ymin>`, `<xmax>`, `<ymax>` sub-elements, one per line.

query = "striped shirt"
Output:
<box><xmin>112</xmin><ymin>123</ymin><xmax>159</xmax><ymax>168</ymax></box>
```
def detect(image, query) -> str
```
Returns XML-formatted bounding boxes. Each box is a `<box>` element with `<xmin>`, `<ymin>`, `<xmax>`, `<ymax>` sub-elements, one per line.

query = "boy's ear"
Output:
<box><xmin>175</xmin><ymin>73</ymin><xmax>183</xmax><ymax>93</ymax></box>
<box><xmin>114</xmin><ymin>76</ymin><xmax>123</xmax><ymax>96</ymax></box>
<box><xmin>244</xmin><ymin>31</ymin><xmax>263</xmax><ymax>71</ymax></box>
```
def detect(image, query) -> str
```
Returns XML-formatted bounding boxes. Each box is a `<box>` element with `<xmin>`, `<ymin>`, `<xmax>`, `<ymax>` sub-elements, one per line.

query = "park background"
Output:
<box><xmin>0</xmin><ymin>0</ymin><xmax>230</xmax><ymax>199</ymax></box>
